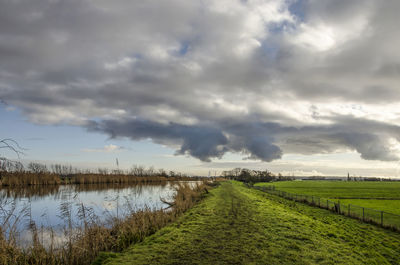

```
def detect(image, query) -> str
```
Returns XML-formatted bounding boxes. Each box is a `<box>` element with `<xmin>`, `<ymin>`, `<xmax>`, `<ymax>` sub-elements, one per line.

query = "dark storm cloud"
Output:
<box><xmin>87</xmin><ymin>118</ymin><xmax>286</xmax><ymax>162</ymax></box>
<box><xmin>87</xmin><ymin>116</ymin><xmax>400</xmax><ymax>162</ymax></box>
<box><xmin>1</xmin><ymin>0</ymin><xmax>400</xmax><ymax>162</ymax></box>
<box><xmin>275</xmin><ymin>117</ymin><xmax>400</xmax><ymax>161</ymax></box>
<box><xmin>87</xmin><ymin>119</ymin><xmax>229</xmax><ymax>162</ymax></box>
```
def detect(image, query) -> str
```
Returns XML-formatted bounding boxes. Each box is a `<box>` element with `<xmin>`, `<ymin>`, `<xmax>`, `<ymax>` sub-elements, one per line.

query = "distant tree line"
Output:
<box><xmin>348</xmin><ymin>176</ymin><xmax>399</xmax><ymax>182</ymax></box>
<box><xmin>0</xmin><ymin>162</ymin><xmax>204</xmax><ymax>186</ymax></box>
<box><xmin>0</xmin><ymin>161</ymin><xmax>190</xmax><ymax>178</ymax></box>
<box><xmin>222</xmin><ymin>168</ymin><xmax>294</xmax><ymax>183</ymax></box>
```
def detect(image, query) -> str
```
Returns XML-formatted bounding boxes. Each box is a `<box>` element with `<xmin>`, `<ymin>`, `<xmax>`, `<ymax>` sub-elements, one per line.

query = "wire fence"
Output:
<box><xmin>252</xmin><ymin>185</ymin><xmax>400</xmax><ymax>232</ymax></box>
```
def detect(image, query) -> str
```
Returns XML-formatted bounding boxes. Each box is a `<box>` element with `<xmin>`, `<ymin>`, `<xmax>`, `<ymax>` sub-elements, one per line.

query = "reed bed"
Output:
<box><xmin>0</xmin><ymin>181</ymin><xmax>212</xmax><ymax>265</ymax></box>
<box><xmin>0</xmin><ymin>172</ymin><xmax>203</xmax><ymax>187</ymax></box>
<box><xmin>0</xmin><ymin>172</ymin><xmax>61</xmax><ymax>186</ymax></box>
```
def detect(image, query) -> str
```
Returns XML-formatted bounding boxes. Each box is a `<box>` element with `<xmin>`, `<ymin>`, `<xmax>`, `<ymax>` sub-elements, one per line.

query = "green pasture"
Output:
<box><xmin>256</xmin><ymin>180</ymin><xmax>400</xmax><ymax>215</ymax></box>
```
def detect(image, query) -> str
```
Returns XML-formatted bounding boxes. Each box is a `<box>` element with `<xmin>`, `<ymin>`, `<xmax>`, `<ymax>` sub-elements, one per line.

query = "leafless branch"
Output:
<box><xmin>0</xmin><ymin>138</ymin><xmax>26</xmax><ymax>158</ymax></box>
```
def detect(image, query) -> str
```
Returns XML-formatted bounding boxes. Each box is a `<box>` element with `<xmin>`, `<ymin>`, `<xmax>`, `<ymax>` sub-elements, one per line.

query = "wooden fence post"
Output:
<box><xmin>362</xmin><ymin>207</ymin><xmax>365</xmax><ymax>221</ymax></box>
<box><xmin>381</xmin><ymin>211</ymin><xmax>383</xmax><ymax>226</ymax></box>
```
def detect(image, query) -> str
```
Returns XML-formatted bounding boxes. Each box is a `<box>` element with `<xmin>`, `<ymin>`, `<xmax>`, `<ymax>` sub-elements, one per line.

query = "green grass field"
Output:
<box><xmin>97</xmin><ymin>181</ymin><xmax>400</xmax><ymax>265</ymax></box>
<box><xmin>256</xmin><ymin>180</ymin><xmax>400</xmax><ymax>215</ymax></box>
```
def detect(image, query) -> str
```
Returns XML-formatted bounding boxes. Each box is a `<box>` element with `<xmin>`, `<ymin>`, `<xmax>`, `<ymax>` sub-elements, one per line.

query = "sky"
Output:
<box><xmin>1</xmin><ymin>0</ymin><xmax>400</xmax><ymax>177</ymax></box>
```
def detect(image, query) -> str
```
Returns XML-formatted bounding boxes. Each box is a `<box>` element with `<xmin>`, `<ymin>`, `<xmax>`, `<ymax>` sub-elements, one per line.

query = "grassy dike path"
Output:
<box><xmin>97</xmin><ymin>181</ymin><xmax>400</xmax><ymax>265</ymax></box>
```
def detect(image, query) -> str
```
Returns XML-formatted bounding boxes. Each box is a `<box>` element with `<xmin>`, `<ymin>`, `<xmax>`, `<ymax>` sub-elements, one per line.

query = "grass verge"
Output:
<box><xmin>99</xmin><ymin>181</ymin><xmax>400</xmax><ymax>265</ymax></box>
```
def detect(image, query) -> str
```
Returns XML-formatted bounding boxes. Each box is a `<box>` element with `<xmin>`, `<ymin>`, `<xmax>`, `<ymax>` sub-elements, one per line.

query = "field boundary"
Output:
<box><xmin>251</xmin><ymin>184</ymin><xmax>400</xmax><ymax>232</ymax></box>
<box><xmin>333</xmin><ymin>197</ymin><xmax>400</xmax><ymax>200</ymax></box>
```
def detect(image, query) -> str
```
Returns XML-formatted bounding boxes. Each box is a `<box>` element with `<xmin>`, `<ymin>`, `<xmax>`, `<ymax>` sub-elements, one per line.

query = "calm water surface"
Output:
<box><xmin>0</xmin><ymin>182</ymin><xmax>193</xmax><ymax>246</ymax></box>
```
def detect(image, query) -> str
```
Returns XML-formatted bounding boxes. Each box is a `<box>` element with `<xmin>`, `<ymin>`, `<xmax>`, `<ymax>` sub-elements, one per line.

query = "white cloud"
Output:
<box><xmin>82</xmin><ymin>144</ymin><xmax>124</xmax><ymax>153</ymax></box>
<box><xmin>291</xmin><ymin>23</ymin><xmax>336</xmax><ymax>51</ymax></box>
<box><xmin>289</xmin><ymin>14</ymin><xmax>370</xmax><ymax>52</ymax></box>
<box><xmin>104</xmin><ymin>57</ymin><xmax>135</xmax><ymax>70</ymax></box>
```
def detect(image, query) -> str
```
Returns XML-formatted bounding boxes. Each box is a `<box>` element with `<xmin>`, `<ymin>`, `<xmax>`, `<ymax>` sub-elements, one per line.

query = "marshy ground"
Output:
<box><xmin>98</xmin><ymin>181</ymin><xmax>400</xmax><ymax>265</ymax></box>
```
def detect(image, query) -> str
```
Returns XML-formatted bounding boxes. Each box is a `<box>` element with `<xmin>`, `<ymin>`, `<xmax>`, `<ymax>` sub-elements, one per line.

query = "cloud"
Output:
<box><xmin>87</xmin><ymin>115</ymin><xmax>400</xmax><ymax>162</ymax></box>
<box><xmin>82</xmin><ymin>144</ymin><xmax>124</xmax><ymax>153</ymax></box>
<box><xmin>1</xmin><ymin>0</ymin><xmax>400</xmax><ymax>163</ymax></box>
<box><xmin>87</xmin><ymin>119</ymin><xmax>228</xmax><ymax>162</ymax></box>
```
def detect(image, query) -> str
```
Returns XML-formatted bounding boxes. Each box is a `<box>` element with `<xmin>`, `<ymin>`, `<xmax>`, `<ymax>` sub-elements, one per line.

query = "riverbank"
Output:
<box><xmin>98</xmin><ymin>181</ymin><xmax>400</xmax><ymax>265</ymax></box>
<box><xmin>0</xmin><ymin>182</ymin><xmax>210</xmax><ymax>265</ymax></box>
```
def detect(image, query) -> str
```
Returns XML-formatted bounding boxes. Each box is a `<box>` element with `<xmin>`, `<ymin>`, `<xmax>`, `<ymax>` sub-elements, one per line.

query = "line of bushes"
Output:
<box><xmin>222</xmin><ymin>168</ymin><xmax>293</xmax><ymax>183</ymax></box>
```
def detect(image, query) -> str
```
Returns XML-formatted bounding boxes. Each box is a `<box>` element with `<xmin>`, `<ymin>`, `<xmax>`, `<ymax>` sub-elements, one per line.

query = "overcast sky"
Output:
<box><xmin>1</xmin><ymin>0</ymin><xmax>400</xmax><ymax>176</ymax></box>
